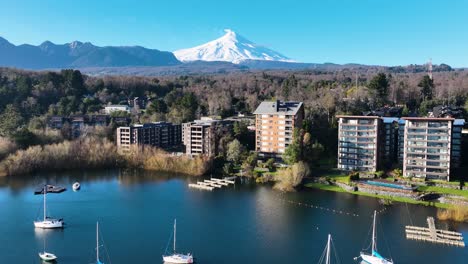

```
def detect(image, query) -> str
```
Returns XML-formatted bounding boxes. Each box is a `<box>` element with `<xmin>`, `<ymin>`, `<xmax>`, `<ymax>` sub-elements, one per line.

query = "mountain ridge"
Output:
<box><xmin>0</xmin><ymin>37</ymin><xmax>180</xmax><ymax>69</ymax></box>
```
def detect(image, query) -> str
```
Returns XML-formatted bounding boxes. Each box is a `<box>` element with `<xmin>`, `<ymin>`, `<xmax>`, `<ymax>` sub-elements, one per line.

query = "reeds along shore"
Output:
<box><xmin>437</xmin><ymin>207</ymin><xmax>468</xmax><ymax>223</ymax></box>
<box><xmin>0</xmin><ymin>138</ymin><xmax>211</xmax><ymax>177</ymax></box>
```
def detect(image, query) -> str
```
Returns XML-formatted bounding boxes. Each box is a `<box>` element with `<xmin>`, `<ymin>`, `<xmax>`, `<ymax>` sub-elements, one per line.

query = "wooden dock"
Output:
<box><xmin>405</xmin><ymin>217</ymin><xmax>465</xmax><ymax>247</ymax></box>
<box><xmin>188</xmin><ymin>177</ymin><xmax>236</xmax><ymax>191</ymax></box>
<box><xmin>34</xmin><ymin>185</ymin><xmax>67</xmax><ymax>195</ymax></box>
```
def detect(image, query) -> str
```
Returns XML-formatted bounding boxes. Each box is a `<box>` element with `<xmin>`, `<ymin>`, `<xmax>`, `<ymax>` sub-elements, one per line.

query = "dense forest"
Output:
<box><xmin>0</xmin><ymin>66</ymin><xmax>467</xmax><ymax>163</ymax></box>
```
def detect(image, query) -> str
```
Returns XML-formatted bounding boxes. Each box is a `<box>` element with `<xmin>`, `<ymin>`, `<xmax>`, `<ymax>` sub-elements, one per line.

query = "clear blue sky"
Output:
<box><xmin>1</xmin><ymin>0</ymin><xmax>468</xmax><ymax>67</ymax></box>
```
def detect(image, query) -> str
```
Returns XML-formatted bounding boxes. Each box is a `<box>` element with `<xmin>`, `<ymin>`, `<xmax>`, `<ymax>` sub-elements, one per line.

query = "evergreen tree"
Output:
<box><xmin>368</xmin><ymin>73</ymin><xmax>389</xmax><ymax>106</ymax></box>
<box><xmin>418</xmin><ymin>75</ymin><xmax>434</xmax><ymax>101</ymax></box>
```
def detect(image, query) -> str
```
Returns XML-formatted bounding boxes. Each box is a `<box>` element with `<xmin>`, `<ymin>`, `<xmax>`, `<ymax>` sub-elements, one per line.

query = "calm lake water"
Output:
<box><xmin>0</xmin><ymin>170</ymin><xmax>467</xmax><ymax>264</ymax></box>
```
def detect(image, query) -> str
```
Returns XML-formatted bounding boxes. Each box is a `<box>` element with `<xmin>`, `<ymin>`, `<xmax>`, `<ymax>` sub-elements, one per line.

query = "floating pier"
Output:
<box><xmin>34</xmin><ymin>185</ymin><xmax>67</xmax><ymax>195</ymax></box>
<box><xmin>405</xmin><ymin>217</ymin><xmax>465</xmax><ymax>247</ymax></box>
<box><xmin>188</xmin><ymin>177</ymin><xmax>236</xmax><ymax>191</ymax></box>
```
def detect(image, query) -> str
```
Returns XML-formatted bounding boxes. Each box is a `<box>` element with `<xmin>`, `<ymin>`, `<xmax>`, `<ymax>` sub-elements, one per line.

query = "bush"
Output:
<box><xmin>392</xmin><ymin>168</ymin><xmax>403</xmax><ymax>178</ymax></box>
<box><xmin>0</xmin><ymin>137</ymin><xmax>17</xmax><ymax>160</ymax></box>
<box><xmin>375</xmin><ymin>171</ymin><xmax>385</xmax><ymax>178</ymax></box>
<box><xmin>265</xmin><ymin>158</ymin><xmax>276</xmax><ymax>172</ymax></box>
<box><xmin>0</xmin><ymin>137</ymin><xmax>118</xmax><ymax>176</ymax></box>
<box><xmin>349</xmin><ymin>171</ymin><xmax>360</xmax><ymax>181</ymax></box>
<box><xmin>273</xmin><ymin>161</ymin><xmax>310</xmax><ymax>192</ymax></box>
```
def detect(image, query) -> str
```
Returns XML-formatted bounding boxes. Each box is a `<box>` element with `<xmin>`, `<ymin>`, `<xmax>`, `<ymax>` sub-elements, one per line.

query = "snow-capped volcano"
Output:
<box><xmin>174</xmin><ymin>29</ymin><xmax>295</xmax><ymax>64</ymax></box>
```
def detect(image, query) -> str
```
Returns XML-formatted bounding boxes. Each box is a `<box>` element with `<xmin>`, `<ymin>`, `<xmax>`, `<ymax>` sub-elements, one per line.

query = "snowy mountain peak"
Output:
<box><xmin>174</xmin><ymin>29</ymin><xmax>295</xmax><ymax>64</ymax></box>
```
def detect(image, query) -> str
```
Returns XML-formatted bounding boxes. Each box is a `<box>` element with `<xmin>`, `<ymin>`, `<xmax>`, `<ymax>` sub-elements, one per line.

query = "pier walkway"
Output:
<box><xmin>188</xmin><ymin>177</ymin><xmax>236</xmax><ymax>191</ymax></box>
<box><xmin>405</xmin><ymin>217</ymin><xmax>465</xmax><ymax>247</ymax></box>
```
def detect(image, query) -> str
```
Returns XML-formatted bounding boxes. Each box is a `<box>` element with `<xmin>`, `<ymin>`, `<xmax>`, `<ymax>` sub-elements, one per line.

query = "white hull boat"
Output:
<box><xmin>163</xmin><ymin>219</ymin><xmax>194</xmax><ymax>263</ymax></box>
<box><xmin>72</xmin><ymin>182</ymin><xmax>81</xmax><ymax>191</ymax></box>
<box><xmin>39</xmin><ymin>252</ymin><xmax>57</xmax><ymax>262</ymax></box>
<box><xmin>34</xmin><ymin>218</ymin><xmax>64</xmax><ymax>229</ymax></box>
<box><xmin>163</xmin><ymin>254</ymin><xmax>193</xmax><ymax>263</ymax></box>
<box><xmin>361</xmin><ymin>253</ymin><xmax>393</xmax><ymax>264</ymax></box>
<box><xmin>357</xmin><ymin>211</ymin><xmax>394</xmax><ymax>264</ymax></box>
<box><xmin>34</xmin><ymin>185</ymin><xmax>64</xmax><ymax>229</ymax></box>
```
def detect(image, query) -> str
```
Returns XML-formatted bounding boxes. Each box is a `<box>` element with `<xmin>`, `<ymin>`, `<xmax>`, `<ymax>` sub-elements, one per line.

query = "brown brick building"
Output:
<box><xmin>253</xmin><ymin>100</ymin><xmax>304</xmax><ymax>159</ymax></box>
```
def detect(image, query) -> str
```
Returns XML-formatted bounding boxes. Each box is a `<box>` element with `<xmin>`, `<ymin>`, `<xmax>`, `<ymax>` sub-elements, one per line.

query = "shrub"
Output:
<box><xmin>375</xmin><ymin>171</ymin><xmax>385</xmax><ymax>178</ymax></box>
<box><xmin>437</xmin><ymin>207</ymin><xmax>468</xmax><ymax>223</ymax></box>
<box><xmin>273</xmin><ymin>161</ymin><xmax>310</xmax><ymax>192</ymax></box>
<box><xmin>0</xmin><ymin>137</ymin><xmax>17</xmax><ymax>160</ymax></box>
<box><xmin>349</xmin><ymin>171</ymin><xmax>360</xmax><ymax>181</ymax></box>
<box><xmin>265</xmin><ymin>158</ymin><xmax>276</xmax><ymax>172</ymax></box>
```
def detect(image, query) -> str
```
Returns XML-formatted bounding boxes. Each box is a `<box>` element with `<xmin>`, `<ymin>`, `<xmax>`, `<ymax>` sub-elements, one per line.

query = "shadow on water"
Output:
<box><xmin>0</xmin><ymin>169</ymin><xmax>200</xmax><ymax>194</ymax></box>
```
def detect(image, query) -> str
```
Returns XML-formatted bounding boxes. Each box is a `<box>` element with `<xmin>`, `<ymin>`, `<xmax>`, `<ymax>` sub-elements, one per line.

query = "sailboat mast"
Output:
<box><xmin>96</xmin><ymin>222</ymin><xmax>99</xmax><ymax>261</ymax></box>
<box><xmin>325</xmin><ymin>234</ymin><xmax>331</xmax><ymax>264</ymax></box>
<box><xmin>173</xmin><ymin>219</ymin><xmax>176</xmax><ymax>253</ymax></box>
<box><xmin>372</xmin><ymin>210</ymin><xmax>377</xmax><ymax>254</ymax></box>
<box><xmin>43</xmin><ymin>186</ymin><xmax>46</xmax><ymax>221</ymax></box>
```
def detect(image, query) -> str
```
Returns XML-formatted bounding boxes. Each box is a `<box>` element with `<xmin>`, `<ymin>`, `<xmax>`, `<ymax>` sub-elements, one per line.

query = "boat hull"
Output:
<box><xmin>39</xmin><ymin>252</ymin><xmax>57</xmax><ymax>261</ymax></box>
<box><xmin>163</xmin><ymin>254</ymin><xmax>194</xmax><ymax>263</ymax></box>
<box><xmin>361</xmin><ymin>253</ymin><xmax>393</xmax><ymax>264</ymax></box>
<box><xmin>34</xmin><ymin>219</ymin><xmax>64</xmax><ymax>229</ymax></box>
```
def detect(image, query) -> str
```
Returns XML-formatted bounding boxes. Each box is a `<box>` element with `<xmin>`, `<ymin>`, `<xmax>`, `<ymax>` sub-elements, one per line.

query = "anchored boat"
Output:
<box><xmin>34</xmin><ymin>186</ymin><xmax>64</xmax><ymax>229</ymax></box>
<box><xmin>163</xmin><ymin>219</ymin><xmax>194</xmax><ymax>263</ymax></box>
<box><xmin>357</xmin><ymin>210</ymin><xmax>394</xmax><ymax>264</ymax></box>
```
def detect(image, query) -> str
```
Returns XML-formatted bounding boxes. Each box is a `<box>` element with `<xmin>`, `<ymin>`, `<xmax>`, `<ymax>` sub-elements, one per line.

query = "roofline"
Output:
<box><xmin>336</xmin><ymin>115</ymin><xmax>380</xmax><ymax>119</ymax></box>
<box><xmin>402</xmin><ymin>117</ymin><xmax>455</xmax><ymax>121</ymax></box>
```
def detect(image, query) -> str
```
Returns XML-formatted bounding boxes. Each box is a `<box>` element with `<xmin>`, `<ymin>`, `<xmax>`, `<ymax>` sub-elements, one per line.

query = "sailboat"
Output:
<box><xmin>357</xmin><ymin>210</ymin><xmax>394</xmax><ymax>264</ymax></box>
<box><xmin>34</xmin><ymin>185</ymin><xmax>64</xmax><ymax>229</ymax></box>
<box><xmin>96</xmin><ymin>222</ymin><xmax>104</xmax><ymax>264</ymax></box>
<box><xmin>318</xmin><ymin>234</ymin><xmax>338</xmax><ymax>264</ymax></box>
<box><xmin>38</xmin><ymin>230</ymin><xmax>57</xmax><ymax>262</ymax></box>
<box><xmin>162</xmin><ymin>219</ymin><xmax>194</xmax><ymax>264</ymax></box>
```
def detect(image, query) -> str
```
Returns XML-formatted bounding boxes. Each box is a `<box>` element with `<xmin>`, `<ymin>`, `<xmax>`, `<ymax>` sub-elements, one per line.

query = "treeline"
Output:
<box><xmin>0</xmin><ymin>67</ymin><xmax>467</xmax><ymax>162</ymax></box>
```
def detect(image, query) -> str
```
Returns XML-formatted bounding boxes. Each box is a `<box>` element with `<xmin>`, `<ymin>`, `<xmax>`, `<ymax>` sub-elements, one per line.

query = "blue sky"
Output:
<box><xmin>1</xmin><ymin>0</ymin><xmax>467</xmax><ymax>67</ymax></box>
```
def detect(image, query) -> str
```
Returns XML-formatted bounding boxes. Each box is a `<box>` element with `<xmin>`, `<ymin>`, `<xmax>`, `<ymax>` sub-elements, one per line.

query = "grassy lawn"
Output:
<box><xmin>305</xmin><ymin>183</ymin><xmax>452</xmax><ymax>209</ymax></box>
<box><xmin>310</xmin><ymin>168</ymin><xmax>350</xmax><ymax>183</ymax></box>
<box><xmin>429</xmin><ymin>180</ymin><xmax>466</xmax><ymax>186</ymax></box>
<box><xmin>417</xmin><ymin>186</ymin><xmax>468</xmax><ymax>198</ymax></box>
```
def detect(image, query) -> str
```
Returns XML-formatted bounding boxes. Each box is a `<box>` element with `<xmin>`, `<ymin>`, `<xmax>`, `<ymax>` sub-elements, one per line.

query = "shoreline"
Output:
<box><xmin>304</xmin><ymin>182</ymin><xmax>454</xmax><ymax>209</ymax></box>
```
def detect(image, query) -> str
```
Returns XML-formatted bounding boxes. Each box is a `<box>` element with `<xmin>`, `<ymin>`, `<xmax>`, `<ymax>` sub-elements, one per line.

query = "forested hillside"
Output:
<box><xmin>0</xmin><ymin>67</ymin><xmax>467</xmax><ymax>155</ymax></box>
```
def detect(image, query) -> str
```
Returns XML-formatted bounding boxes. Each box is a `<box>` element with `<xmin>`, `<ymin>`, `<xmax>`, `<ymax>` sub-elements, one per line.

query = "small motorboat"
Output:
<box><xmin>72</xmin><ymin>182</ymin><xmax>81</xmax><ymax>191</ymax></box>
<box><xmin>39</xmin><ymin>251</ymin><xmax>57</xmax><ymax>262</ymax></box>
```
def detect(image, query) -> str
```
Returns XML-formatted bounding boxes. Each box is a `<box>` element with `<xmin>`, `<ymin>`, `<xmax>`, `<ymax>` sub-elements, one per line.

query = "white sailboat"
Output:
<box><xmin>34</xmin><ymin>185</ymin><xmax>64</xmax><ymax>229</ymax></box>
<box><xmin>358</xmin><ymin>210</ymin><xmax>394</xmax><ymax>264</ymax></box>
<box><xmin>318</xmin><ymin>234</ymin><xmax>338</xmax><ymax>264</ymax></box>
<box><xmin>162</xmin><ymin>219</ymin><xmax>194</xmax><ymax>264</ymax></box>
<box><xmin>96</xmin><ymin>222</ymin><xmax>104</xmax><ymax>264</ymax></box>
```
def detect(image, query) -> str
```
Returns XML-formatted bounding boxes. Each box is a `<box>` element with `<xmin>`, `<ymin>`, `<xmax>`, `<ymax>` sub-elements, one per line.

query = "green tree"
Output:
<box><xmin>265</xmin><ymin>158</ymin><xmax>276</xmax><ymax>172</ymax></box>
<box><xmin>282</xmin><ymin>128</ymin><xmax>303</xmax><ymax>165</ymax></box>
<box><xmin>223</xmin><ymin>162</ymin><xmax>233</xmax><ymax>176</ymax></box>
<box><xmin>368</xmin><ymin>73</ymin><xmax>389</xmax><ymax>106</ymax></box>
<box><xmin>233</xmin><ymin>121</ymin><xmax>248</xmax><ymax>137</ymax></box>
<box><xmin>146</xmin><ymin>99</ymin><xmax>167</xmax><ymax>115</ymax></box>
<box><xmin>226</xmin><ymin>139</ymin><xmax>244</xmax><ymax>164</ymax></box>
<box><xmin>0</xmin><ymin>104</ymin><xmax>24</xmax><ymax>137</ymax></box>
<box><xmin>418</xmin><ymin>75</ymin><xmax>434</xmax><ymax>101</ymax></box>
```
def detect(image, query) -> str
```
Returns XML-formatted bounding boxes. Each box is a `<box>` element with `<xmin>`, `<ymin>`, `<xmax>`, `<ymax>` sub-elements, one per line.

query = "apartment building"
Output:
<box><xmin>337</xmin><ymin>116</ymin><xmax>381</xmax><ymax>172</ymax></box>
<box><xmin>182</xmin><ymin>117</ymin><xmax>232</xmax><ymax>156</ymax></box>
<box><xmin>402</xmin><ymin>117</ymin><xmax>455</xmax><ymax>181</ymax></box>
<box><xmin>253</xmin><ymin>100</ymin><xmax>304</xmax><ymax>159</ymax></box>
<box><xmin>116</xmin><ymin>122</ymin><xmax>181</xmax><ymax>152</ymax></box>
<box><xmin>381</xmin><ymin>117</ymin><xmax>399</xmax><ymax>166</ymax></box>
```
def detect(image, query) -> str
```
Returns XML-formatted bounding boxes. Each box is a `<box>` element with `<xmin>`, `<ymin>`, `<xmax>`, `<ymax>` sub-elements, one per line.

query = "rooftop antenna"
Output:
<box><xmin>428</xmin><ymin>58</ymin><xmax>433</xmax><ymax>80</ymax></box>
